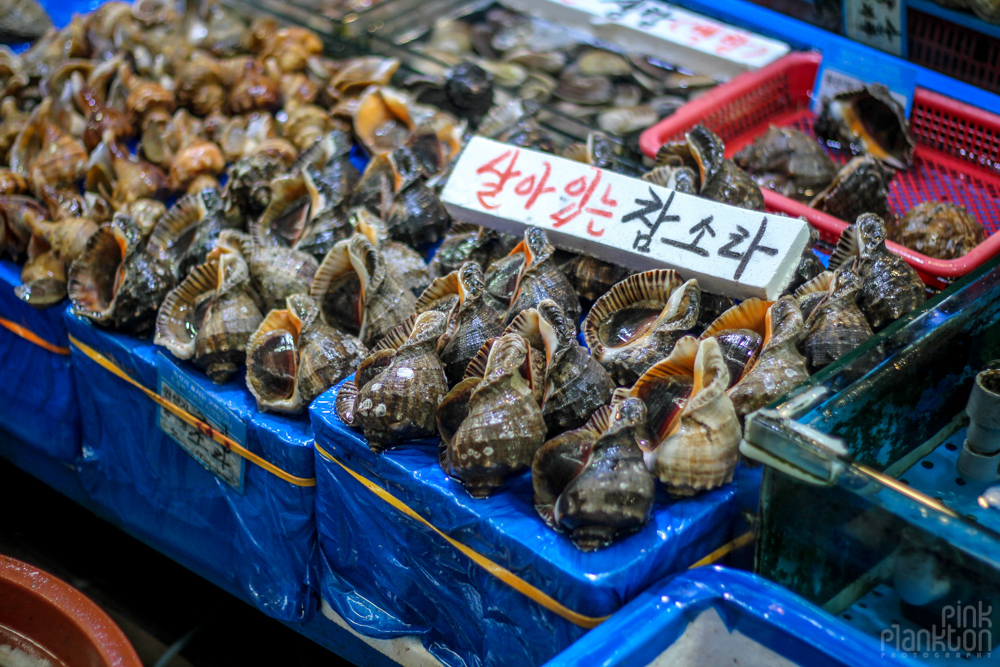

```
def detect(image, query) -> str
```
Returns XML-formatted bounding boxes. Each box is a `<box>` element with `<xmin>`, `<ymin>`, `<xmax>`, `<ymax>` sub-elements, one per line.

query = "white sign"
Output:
<box><xmin>441</xmin><ymin>137</ymin><xmax>810</xmax><ymax>300</ymax></box>
<box><xmin>501</xmin><ymin>0</ymin><xmax>789</xmax><ymax>77</ymax></box>
<box><xmin>158</xmin><ymin>355</ymin><xmax>247</xmax><ymax>492</ymax></box>
<box><xmin>843</xmin><ymin>0</ymin><xmax>905</xmax><ymax>57</ymax></box>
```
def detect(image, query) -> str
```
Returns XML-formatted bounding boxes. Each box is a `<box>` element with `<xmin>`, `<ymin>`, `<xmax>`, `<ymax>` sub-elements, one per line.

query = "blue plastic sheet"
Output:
<box><xmin>546</xmin><ymin>565</ymin><xmax>921</xmax><ymax>667</ymax></box>
<box><xmin>310</xmin><ymin>379</ymin><xmax>740</xmax><ymax>667</ymax></box>
<box><xmin>65</xmin><ymin>310</ymin><xmax>318</xmax><ymax>622</ymax></box>
<box><xmin>0</xmin><ymin>261</ymin><xmax>79</xmax><ymax>461</ymax></box>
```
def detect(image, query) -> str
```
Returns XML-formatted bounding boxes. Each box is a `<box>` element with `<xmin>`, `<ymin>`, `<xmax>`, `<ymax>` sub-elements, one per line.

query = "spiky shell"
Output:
<box><xmin>653</xmin><ymin>337</ymin><xmax>741</xmax><ymax>497</ymax></box>
<box><xmin>354</xmin><ymin>311</ymin><xmax>449</xmax><ymax>451</ymax></box>
<box><xmin>583</xmin><ymin>270</ymin><xmax>699</xmax><ymax>387</ymax></box>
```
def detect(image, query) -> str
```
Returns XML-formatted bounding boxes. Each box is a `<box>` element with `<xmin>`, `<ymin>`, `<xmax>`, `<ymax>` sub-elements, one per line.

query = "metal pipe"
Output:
<box><xmin>957</xmin><ymin>370</ymin><xmax>1000</xmax><ymax>482</ymax></box>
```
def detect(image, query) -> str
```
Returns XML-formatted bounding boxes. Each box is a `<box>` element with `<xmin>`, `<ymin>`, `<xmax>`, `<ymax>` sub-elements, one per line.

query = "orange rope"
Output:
<box><xmin>0</xmin><ymin>316</ymin><xmax>70</xmax><ymax>355</ymax></box>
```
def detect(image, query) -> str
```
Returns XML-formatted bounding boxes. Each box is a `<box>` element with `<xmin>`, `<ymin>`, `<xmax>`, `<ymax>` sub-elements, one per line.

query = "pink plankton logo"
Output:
<box><xmin>881</xmin><ymin>602</ymin><xmax>993</xmax><ymax>659</ymax></box>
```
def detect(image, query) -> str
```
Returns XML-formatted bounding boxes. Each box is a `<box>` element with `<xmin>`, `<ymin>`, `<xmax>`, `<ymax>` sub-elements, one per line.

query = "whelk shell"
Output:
<box><xmin>583</xmin><ymin>270</ymin><xmax>700</xmax><ymax>387</ymax></box>
<box><xmin>854</xmin><ymin>213</ymin><xmax>925</xmax><ymax>329</ymax></box>
<box><xmin>650</xmin><ymin>336</ymin><xmax>741</xmax><ymax>496</ymax></box>
<box><xmin>505</xmin><ymin>226</ymin><xmax>580</xmax><ymax>328</ymax></box>
<box><xmin>246</xmin><ymin>293</ymin><xmax>365</xmax><ymax>413</ymax></box>
<box><xmin>439</xmin><ymin>332</ymin><xmax>545</xmax><ymax>498</ymax></box>
<box><xmin>801</xmin><ymin>265</ymin><xmax>874</xmax><ymax>370</ymax></box>
<box><xmin>154</xmin><ymin>242</ymin><xmax>263</xmax><ymax>382</ymax></box>
<box><xmin>537</xmin><ymin>396</ymin><xmax>655</xmax><ymax>551</ymax></box>
<box><xmin>351</xmin><ymin>310</ymin><xmax>449</xmax><ymax>450</ymax></box>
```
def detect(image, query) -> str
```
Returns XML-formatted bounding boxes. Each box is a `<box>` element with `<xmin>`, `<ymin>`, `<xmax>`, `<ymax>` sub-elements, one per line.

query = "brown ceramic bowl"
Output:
<box><xmin>0</xmin><ymin>554</ymin><xmax>142</xmax><ymax>667</ymax></box>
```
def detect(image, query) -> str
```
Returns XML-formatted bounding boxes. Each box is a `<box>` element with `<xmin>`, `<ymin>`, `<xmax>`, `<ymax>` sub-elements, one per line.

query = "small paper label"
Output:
<box><xmin>441</xmin><ymin>137</ymin><xmax>809</xmax><ymax>300</ymax></box>
<box><xmin>843</xmin><ymin>0</ymin><xmax>905</xmax><ymax>57</ymax></box>
<box><xmin>502</xmin><ymin>0</ymin><xmax>789</xmax><ymax>75</ymax></box>
<box><xmin>158</xmin><ymin>357</ymin><xmax>247</xmax><ymax>493</ymax></box>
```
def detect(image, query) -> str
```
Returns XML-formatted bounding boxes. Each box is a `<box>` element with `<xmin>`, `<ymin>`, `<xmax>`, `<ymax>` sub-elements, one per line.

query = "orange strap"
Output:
<box><xmin>0</xmin><ymin>316</ymin><xmax>70</xmax><ymax>355</ymax></box>
<box><xmin>68</xmin><ymin>334</ymin><xmax>316</xmax><ymax>488</ymax></box>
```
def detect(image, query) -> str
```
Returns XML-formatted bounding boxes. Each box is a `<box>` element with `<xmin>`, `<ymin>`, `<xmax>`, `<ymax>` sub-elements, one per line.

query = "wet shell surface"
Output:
<box><xmin>246</xmin><ymin>294</ymin><xmax>365</xmax><ymax>413</ymax></box>
<box><xmin>815</xmin><ymin>83</ymin><xmax>915</xmax><ymax>169</ymax></box>
<box><xmin>732</xmin><ymin>125</ymin><xmax>838</xmax><ymax>202</ymax></box>
<box><xmin>68</xmin><ymin>213</ymin><xmax>174</xmax><ymax>336</ymax></box>
<box><xmin>583</xmin><ymin>270</ymin><xmax>700</xmax><ymax>387</ymax></box>
<box><xmin>154</xmin><ymin>244</ymin><xmax>263</xmax><ymax>383</ymax></box>
<box><xmin>699</xmin><ymin>298</ymin><xmax>772</xmax><ymax>389</ymax></box>
<box><xmin>802</xmin><ymin>265</ymin><xmax>874</xmax><ymax>370</ymax></box>
<box><xmin>505</xmin><ymin>226</ymin><xmax>580</xmax><ymax>328</ymax></box>
<box><xmin>351</xmin><ymin>310</ymin><xmax>449</xmax><ymax>450</ymax></box>
<box><xmin>889</xmin><ymin>201</ymin><xmax>985</xmax><ymax>260</ymax></box>
<box><xmin>508</xmin><ymin>299</ymin><xmax>615</xmax><ymax>437</ymax></box>
<box><xmin>311</xmin><ymin>233</ymin><xmax>418</xmax><ymax>347</ymax></box>
<box><xmin>534</xmin><ymin>397</ymin><xmax>656</xmax><ymax>552</ymax></box>
<box><xmin>419</xmin><ymin>262</ymin><xmax>506</xmax><ymax>385</ymax></box>
<box><xmin>652</xmin><ymin>337</ymin><xmax>741</xmax><ymax>497</ymax></box>
<box><xmin>855</xmin><ymin>213</ymin><xmax>925</xmax><ymax>329</ymax></box>
<box><xmin>728</xmin><ymin>296</ymin><xmax>810</xmax><ymax>419</ymax></box>
<box><xmin>440</xmin><ymin>332</ymin><xmax>546</xmax><ymax>498</ymax></box>
<box><xmin>810</xmin><ymin>156</ymin><xmax>894</xmax><ymax>225</ymax></box>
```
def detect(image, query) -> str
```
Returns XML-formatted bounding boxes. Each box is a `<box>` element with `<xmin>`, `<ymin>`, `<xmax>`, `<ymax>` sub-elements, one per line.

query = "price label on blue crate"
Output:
<box><xmin>157</xmin><ymin>357</ymin><xmax>247</xmax><ymax>493</ymax></box>
<box><xmin>811</xmin><ymin>42</ymin><xmax>918</xmax><ymax>117</ymax></box>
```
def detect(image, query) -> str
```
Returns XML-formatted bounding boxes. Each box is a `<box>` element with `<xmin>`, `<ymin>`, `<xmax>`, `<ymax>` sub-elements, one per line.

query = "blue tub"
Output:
<box><xmin>309</xmin><ymin>379</ymin><xmax>741</xmax><ymax>667</ymax></box>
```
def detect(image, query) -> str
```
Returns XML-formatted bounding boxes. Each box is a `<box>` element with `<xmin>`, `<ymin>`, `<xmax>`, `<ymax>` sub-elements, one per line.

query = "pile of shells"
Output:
<box><xmin>404</xmin><ymin>6</ymin><xmax>716</xmax><ymax>138</ymax></box>
<box><xmin>732</xmin><ymin>83</ymin><xmax>987</xmax><ymax>260</ymax></box>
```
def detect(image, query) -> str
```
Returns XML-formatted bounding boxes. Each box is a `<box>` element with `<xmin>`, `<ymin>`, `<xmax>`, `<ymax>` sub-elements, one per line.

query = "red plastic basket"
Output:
<box><xmin>639</xmin><ymin>52</ymin><xmax>1000</xmax><ymax>287</ymax></box>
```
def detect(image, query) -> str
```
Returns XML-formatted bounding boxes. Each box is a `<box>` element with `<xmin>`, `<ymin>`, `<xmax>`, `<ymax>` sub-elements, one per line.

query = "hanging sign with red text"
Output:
<box><xmin>441</xmin><ymin>137</ymin><xmax>810</xmax><ymax>300</ymax></box>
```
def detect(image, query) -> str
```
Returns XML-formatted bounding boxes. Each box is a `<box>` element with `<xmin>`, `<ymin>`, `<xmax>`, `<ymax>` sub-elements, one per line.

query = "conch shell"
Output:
<box><xmin>415</xmin><ymin>261</ymin><xmax>505</xmax><ymax>385</ymax></box>
<box><xmin>154</xmin><ymin>242</ymin><xmax>263</xmax><ymax>382</ymax></box>
<box><xmin>438</xmin><ymin>332</ymin><xmax>546</xmax><ymax>498</ymax></box>
<box><xmin>506</xmin><ymin>227</ymin><xmax>580</xmax><ymax>327</ymax></box>
<box><xmin>583</xmin><ymin>270</ymin><xmax>700</xmax><ymax>386</ymax></box>
<box><xmin>728</xmin><ymin>296</ymin><xmax>810</xmax><ymax>419</ymax></box>
<box><xmin>698</xmin><ymin>298</ymin><xmax>771</xmax><ymax>389</ymax></box>
<box><xmin>311</xmin><ymin>233</ymin><xmax>417</xmax><ymax>347</ymax></box>
<box><xmin>346</xmin><ymin>310</ymin><xmax>449</xmax><ymax>450</ymax></box>
<box><xmin>68</xmin><ymin>213</ymin><xmax>175</xmax><ymax>336</ymax></box>
<box><xmin>802</xmin><ymin>265</ymin><xmax>874</xmax><ymax>370</ymax></box>
<box><xmin>649</xmin><ymin>336</ymin><xmax>741</xmax><ymax>497</ymax></box>
<box><xmin>508</xmin><ymin>299</ymin><xmax>615</xmax><ymax>436</ymax></box>
<box><xmin>533</xmin><ymin>397</ymin><xmax>655</xmax><ymax>551</ymax></box>
<box><xmin>854</xmin><ymin>213</ymin><xmax>924</xmax><ymax>329</ymax></box>
<box><xmin>246</xmin><ymin>294</ymin><xmax>365</xmax><ymax>413</ymax></box>
<box><xmin>815</xmin><ymin>83</ymin><xmax>914</xmax><ymax>169</ymax></box>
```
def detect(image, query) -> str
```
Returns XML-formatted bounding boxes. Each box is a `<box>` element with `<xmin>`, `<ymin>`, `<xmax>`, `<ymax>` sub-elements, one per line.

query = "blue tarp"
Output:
<box><xmin>0</xmin><ymin>260</ymin><xmax>79</xmax><ymax>461</ymax></box>
<box><xmin>65</xmin><ymin>309</ymin><xmax>318</xmax><ymax>622</ymax></box>
<box><xmin>310</xmin><ymin>378</ymin><xmax>740</xmax><ymax>667</ymax></box>
<box><xmin>545</xmin><ymin>565</ymin><xmax>921</xmax><ymax>667</ymax></box>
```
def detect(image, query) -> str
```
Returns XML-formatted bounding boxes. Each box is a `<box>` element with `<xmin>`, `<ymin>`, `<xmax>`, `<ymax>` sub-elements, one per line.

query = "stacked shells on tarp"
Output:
<box><xmin>731</xmin><ymin>82</ymin><xmax>987</xmax><ymax>260</ymax></box>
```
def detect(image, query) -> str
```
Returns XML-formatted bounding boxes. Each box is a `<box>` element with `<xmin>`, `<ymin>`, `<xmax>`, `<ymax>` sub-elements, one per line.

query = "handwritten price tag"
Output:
<box><xmin>500</xmin><ymin>0</ymin><xmax>789</xmax><ymax>77</ymax></box>
<box><xmin>442</xmin><ymin>137</ymin><xmax>810</xmax><ymax>300</ymax></box>
<box><xmin>157</xmin><ymin>354</ymin><xmax>247</xmax><ymax>493</ymax></box>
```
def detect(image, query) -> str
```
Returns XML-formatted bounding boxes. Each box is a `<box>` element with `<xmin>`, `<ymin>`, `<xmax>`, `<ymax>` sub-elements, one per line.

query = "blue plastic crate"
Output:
<box><xmin>65</xmin><ymin>311</ymin><xmax>318</xmax><ymax>623</ymax></box>
<box><xmin>309</xmin><ymin>378</ymin><xmax>742</xmax><ymax>667</ymax></box>
<box><xmin>545</xmin><ymin>565</ymin><xmax>920</xmax><ymax>667</ymax></box>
